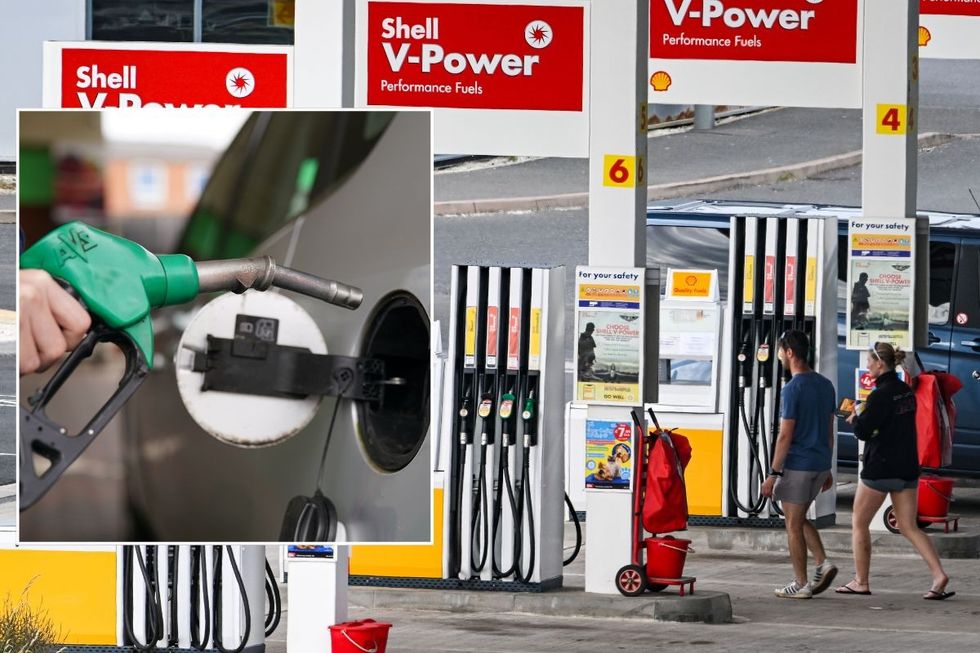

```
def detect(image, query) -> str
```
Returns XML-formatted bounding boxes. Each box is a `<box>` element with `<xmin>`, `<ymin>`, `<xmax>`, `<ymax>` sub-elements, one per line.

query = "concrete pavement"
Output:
<box><xmin>265</xmin><ymin>541</ymin><xmax>980</xmax><ymax>653</ymax></box>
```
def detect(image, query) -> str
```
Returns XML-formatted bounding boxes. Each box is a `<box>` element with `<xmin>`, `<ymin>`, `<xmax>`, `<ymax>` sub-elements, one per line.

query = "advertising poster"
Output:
<box><xmin>584</xmin><ymin>419</ymin><xmax>634</xmax><ymax>491</ymax></box>
<box><xmin>846</xmin><ymin>218</ymin><xmax>916</xmax><ymax>350</ymax></box>
<box><xmin>575</xmin><ymin>267</ymin><xmax>644</xmax><ymax>404</ymax></box>
<box><xmin>854</xmin><ymin>367</ymin><xmax>907</xmax><ymax>403</ymax></box>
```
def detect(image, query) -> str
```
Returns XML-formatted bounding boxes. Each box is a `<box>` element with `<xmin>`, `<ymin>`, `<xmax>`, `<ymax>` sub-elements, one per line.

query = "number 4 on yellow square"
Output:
<box><xmin>876</xmin><ymin>104</ymin><xmax>907</xmax><ymax>135</ymax></box>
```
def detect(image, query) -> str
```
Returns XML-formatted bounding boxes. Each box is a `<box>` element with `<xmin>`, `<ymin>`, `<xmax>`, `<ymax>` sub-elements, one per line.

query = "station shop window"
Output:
<box><xmin>180</xmin><ymin>111</ymin><xmax>394</xmax><ymax>260</ymax></box>
<box><xmin>646</xmin><ymin>225</ymin><xmax>731</xmax><ymax>300</ymax></box>
<box><xmin>203</xmin><ymin>0</ymin><xmax>294</xmax><ymax>44</ymax></box>
<box><xmin>89</xmin><ymin>0</ymin><xmax>294</xmax><ymax>44</ymax></box>
<box><xmin>90</xmin><ymin>0</ymin><xmax>194</xmax><ymax>42</ymax></box>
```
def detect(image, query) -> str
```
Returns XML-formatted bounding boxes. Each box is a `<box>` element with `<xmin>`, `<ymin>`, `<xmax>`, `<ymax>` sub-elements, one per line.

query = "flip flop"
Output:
<box><xmin>923</xmin><ymin>589</ymin><xmax>955</xmax><ymax>600</ymax></box>
<box><xmin>835</xmin><ymin>583</ymin><xmax>872</xmax><ymax>595</ymax></box>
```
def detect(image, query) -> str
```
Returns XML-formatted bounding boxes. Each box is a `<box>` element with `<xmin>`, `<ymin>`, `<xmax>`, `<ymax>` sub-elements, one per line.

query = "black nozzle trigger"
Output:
<box><xmin>19</xmin><ymin>321</ymin><xmax>150</xmax><ymax>510</ymax></box>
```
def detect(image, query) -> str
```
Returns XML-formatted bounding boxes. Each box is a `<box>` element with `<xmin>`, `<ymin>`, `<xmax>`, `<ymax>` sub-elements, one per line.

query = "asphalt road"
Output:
<box><xmin>433</xmin><ymin>58</ymin><xmax>980</xmax><ymax>360</ymax></box>
<box><xmin>0</xmin><ymin>223</ymin><xmax>14</xmax><ymax>310</ymax></box>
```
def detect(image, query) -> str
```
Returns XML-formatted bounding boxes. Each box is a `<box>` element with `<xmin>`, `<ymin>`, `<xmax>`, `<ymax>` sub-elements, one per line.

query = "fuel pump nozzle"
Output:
<box><xmin>756</xmin><ymin>334</ymin><xmax>772</xmax><ymax>390</ymax></box>
<box><xmin>196</xmin><ymin>257</ymin><xmax>362</xmax><ymax>310</ymax></box>
<box><xmin>19</xmin><ymin>222</ymin><xmax>365</xmax><ymax>510</ymax></box>
<box><xmin>499</xmin><ymin>389</ymin><xmax>517</xmax><ymax>446</ymax></box>
<box><xmin>521</xmin><ymin>390</ymin><xmax>537</xmax><ymax>448</ymax></box>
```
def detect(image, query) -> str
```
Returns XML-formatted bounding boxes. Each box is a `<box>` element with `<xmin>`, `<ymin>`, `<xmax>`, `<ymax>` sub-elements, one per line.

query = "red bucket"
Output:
<box><xmin>329</xmin><ymin>619</ymin><xmax>392</xmax><ymax>653</ymax></box>
<box><xmin>918</xmin><ymin>476</ymin><xmax>954</xmax><ymax>518</ymax></box>
<box><xmin>644</xmin><ymin>536</ymin><xmax>691</xmax><ymax>579</ymax></box>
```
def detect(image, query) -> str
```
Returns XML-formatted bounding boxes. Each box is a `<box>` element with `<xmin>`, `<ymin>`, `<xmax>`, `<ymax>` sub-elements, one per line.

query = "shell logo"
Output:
<box><xmin>650</xmin><ymin>70</ymin><xmax>672</xmax><ymax>92</ymax></box>
<box><xmin>919</xmin><ymin>26</ymin><xmax>931</xmax><ymax>47</ymax></box>
<box><xmin>685</xmin><ymin>275</ymin><xmax>698</xmax><ymax>287</ymax></box>
<box><xmin>226</xmin><ymin>67</ymin><xmax>255</xmax><ymax>98</ymax></box>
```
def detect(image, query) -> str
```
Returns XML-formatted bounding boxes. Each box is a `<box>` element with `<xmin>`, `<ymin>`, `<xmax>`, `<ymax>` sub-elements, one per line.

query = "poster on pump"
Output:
<box><xmin>648</xmin><ymin>0</ymin><xmax>864</xmax><ymax>108</ymax></box>
<box><xmin>355</xmin><ymin>0</ymin><xmax>590</xmax><ymax>156</ymax></box>
<box><xmin>574</xmin><ymin>267</ymin><xmax>644</xmax><ymax>405</ymax></box>
<box><xmin>846</xmin><ymin>217</ymin><xmax>917</xmax><ymax>351</ymax></box>
<box><xmin>42</xmin><ymin>41</ymin><xmax>293</xmax><ymax>108</ymax></box>
<box><xmin>919</xmin><ymin>0</ymin><xmax>980</xmax><ymax>59</ymax></box>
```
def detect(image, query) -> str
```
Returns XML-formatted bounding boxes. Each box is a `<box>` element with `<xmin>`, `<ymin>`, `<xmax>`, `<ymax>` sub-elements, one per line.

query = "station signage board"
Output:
<box><xmin>648</xmin><ymin>0</ymin><xmax>864</xmax><ymax>108</ymax></box>
<box><xmin>356</xmin><ymin>0</ymin><xmax>590</xmax><ymax>156</ymax></box>
<box><xmin>574</xmin><ymin>266</ymin><xmax>645</xmax><ymax>406</ymax></box>
<box><xmin>845</xmin><ymin>217</ymin><xmax>917</xmax><ymax>350</ymax></box>
<box><xmin>43</xmin><ymin>42</ymin><xmax>292</xmax><ymax>108</ymax></box>
<box><xmin>919</xmin><ymin>0</ymin><xmax>980</xmax><ymax>59</ymax></box>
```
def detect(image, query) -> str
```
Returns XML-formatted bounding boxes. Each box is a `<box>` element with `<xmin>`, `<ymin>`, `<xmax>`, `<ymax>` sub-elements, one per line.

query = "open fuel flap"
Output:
<box><xmin>357</xmin><ymin>291</ymin><xmax>430</xmax><ymax>472</ymax></box>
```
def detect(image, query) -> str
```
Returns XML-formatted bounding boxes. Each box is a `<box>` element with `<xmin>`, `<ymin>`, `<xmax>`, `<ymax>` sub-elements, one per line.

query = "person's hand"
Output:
<box><xmin>845</xmin><ymin>412</ymin><xmax>856</xmax><ymax>425</ymax></box>
<box><xmin>20</xmin><ymin>269</ymin><xmax>91</xmax><ymax>375</ymax></box>
<box><xmin>821</xmin><ymin>471</ymin><xmax>834</xmax><ymax>492</ymax></box>
<box><xmin>761</xmin><ymin>475</ymin><xmax>777</xmax><ymax>498</ymax></box>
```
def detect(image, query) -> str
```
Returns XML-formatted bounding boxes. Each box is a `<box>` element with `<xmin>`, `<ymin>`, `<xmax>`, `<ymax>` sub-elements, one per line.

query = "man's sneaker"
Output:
<box><xmin>810</xmin><ymin>560</ymin><xmax>838</xmax><ymax>596</ymax></box>
<box><xmin>775</xmin><ymin>580</ymin><xmax>812</xmax><ymax>599</ymax></box>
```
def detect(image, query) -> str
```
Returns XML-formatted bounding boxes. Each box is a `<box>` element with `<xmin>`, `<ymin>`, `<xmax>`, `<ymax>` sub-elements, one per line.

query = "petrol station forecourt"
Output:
<box><xmin>6</xmin><ymin>1</ymin><xmax>980</xmax><ymax>651</ymax></box>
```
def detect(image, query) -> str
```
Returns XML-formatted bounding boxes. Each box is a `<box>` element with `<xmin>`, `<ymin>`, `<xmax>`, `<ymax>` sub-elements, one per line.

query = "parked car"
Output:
<box><xmin>123</xmin><ymin>111</ymin><xmax>432</xmax><ymax>540</ymax></box>
<box><xmin>647</xmin><ymin>199</ymin><xmax>980</xmax><ymax>478</ymax></box>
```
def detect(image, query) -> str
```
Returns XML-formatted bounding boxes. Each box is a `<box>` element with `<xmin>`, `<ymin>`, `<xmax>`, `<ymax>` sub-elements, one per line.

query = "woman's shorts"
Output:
<box><xmin>860</xmin><ymin>477</ymin><xmax>918</xmax><ymax>493</ymax></box>
<box><xmin>774</xmin><ymin>469</ymin><xmax>831</xmax><ymax>505</ymax></box>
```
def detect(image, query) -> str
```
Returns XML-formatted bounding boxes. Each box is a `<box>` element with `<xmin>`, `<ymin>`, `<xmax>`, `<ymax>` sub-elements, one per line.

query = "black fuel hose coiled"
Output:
<box><xmin>123</xmin><ymin>546</ymin><xmax>164</xmax><ymax>652</ymax></box>
<box><xmin>563</xmin><ymin>493</ymin><xmax>582</xmax><ymax>566</ymax></box>
<box><xmin>212</xmin><ymin>546</ymin><xmax>251</xmax><ymax>653</ymax></box>
<box><xmin>470</xmin><ymin>441</ymin><xmax>490</xmax><ymax>575</ymax></box>
<box><xmin>167</xmin><ymin>546</ymin><xmax>179</xmax><ymax>648</ymax></box>
<box><xmin>264</xmin><ymin>559</ymin><xmax>282</xmax><ymax>637</ymax></box>
<box><xmin>515</xmin><ymin>448</ymin><xmax>536</xmax><ymax>583</ymax></box>
<box><xmin>728</xmin><ymin>388</ymin><xmax>768</xmax><ymax>516</ymax></box>
<box><xmin>491</xmin><ymin>446</ymin><xmax>520</xmax><ymax>579</ymax></box>
<box><xmin>190</xmin><ymin>546</ymin><xmax>211</xmax><ymax>650</ymax></box>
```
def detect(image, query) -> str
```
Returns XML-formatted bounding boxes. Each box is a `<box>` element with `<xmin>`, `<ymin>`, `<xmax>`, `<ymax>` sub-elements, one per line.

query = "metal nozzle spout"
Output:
<box><xmin>195</xmin><ymin>256</ymin><xmax>363</xmax><ymax>310</ymax></box>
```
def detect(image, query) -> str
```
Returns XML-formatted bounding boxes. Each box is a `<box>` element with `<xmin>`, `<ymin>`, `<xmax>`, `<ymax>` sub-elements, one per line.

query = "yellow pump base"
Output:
<box><xmin>0</xmin><ymin>548</ymin><xmax>117</xmax><ymax>645</ymax></box>
<box><xmin>350</xmin><ymin>487</ymin><xmax>444</xmax><ymax>579</ymax></box>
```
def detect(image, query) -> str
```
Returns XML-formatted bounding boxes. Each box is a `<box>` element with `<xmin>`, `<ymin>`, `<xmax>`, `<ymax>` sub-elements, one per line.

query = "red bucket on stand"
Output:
<box><xmin>644</xmin><ymin>536</ymin><xmax>691</xmax><ymax>579</ymax></box>
<box><xmin>918</xmin><ymin>476</ymin><xmax>954</xmax><ymax>518</ymax></box>
<box><xmin>329</xmin><ymin>619</ymin><xmax>392</xmax><ymax>653</ymax></box>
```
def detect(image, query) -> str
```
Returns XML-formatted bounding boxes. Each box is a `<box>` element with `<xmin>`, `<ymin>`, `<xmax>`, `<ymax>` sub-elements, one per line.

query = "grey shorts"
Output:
<box><xmin>774</xmin><ymin>469</ymin><xmax>831</xmax><ymax>505</ymax></box>
<box><xmin>861</xmin><ymin>477</ymin><xmax>918</xmax><ymax>493</ymax></box>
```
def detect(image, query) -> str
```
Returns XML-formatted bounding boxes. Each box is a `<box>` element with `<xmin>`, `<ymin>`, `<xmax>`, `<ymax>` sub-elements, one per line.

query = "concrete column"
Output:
<box><xmin>584</xmin><ymin>0</ymin><xmax>648</xmax><ymax>596</ymax></box>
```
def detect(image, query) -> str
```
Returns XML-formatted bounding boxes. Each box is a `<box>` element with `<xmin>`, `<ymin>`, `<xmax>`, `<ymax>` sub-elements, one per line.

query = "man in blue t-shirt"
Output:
<box><xmin>761</xmin><ymin>330</ymin><xmax>837</xmax><ymax>599</ymax></box>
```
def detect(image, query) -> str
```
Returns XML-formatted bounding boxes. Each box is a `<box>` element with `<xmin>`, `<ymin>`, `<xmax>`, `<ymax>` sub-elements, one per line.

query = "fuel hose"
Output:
<box><xmin>212</xmin><ymin>546</ymin><xmax>251</xmax><ymax>653</ymax></box>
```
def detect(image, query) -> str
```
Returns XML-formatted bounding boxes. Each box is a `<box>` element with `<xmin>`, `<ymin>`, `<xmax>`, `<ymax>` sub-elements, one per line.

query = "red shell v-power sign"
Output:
<box><xmin>46</xmin><ymin>43</ymin><xmax>290</xmax><ymax>108</ymax></box>
<box><xmin>650</xmin><ymin>0</ymin><xmax>859</xmax><ymax>64</ymax></box>
<box><xmin>366</xmin><ymin>1</ymin><xmax>585</xmax><ymax>110</ymax></box>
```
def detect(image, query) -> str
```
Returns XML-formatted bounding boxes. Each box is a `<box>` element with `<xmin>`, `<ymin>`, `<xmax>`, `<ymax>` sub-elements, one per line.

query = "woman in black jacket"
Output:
<box><xmin>836</xmin><ymin>342</ymin><xmax>953</xmax><ymax>599</ymax></box>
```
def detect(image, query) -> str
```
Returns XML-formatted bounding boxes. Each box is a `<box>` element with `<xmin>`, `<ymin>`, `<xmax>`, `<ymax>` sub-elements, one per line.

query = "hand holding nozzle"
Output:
<box><xmin>196</xmin><ymin>256</ymin><xmax>363</xmax><ymax>310</ymax></box>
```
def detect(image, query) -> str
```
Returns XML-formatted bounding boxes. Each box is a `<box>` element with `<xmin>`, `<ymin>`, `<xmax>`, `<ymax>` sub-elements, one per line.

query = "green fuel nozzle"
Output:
<box><xmin>19</xmin><ymin>221</ymin><xmax>364</xmax><ymax>511</ymax></box>
<box><xmin>521</xmin><ymin>390</ymin><xmax>537</xmax><ymax>448</ymax></box>
<box><xmin>20</xmin><ymin>222</ymin><xmax>362</xmax><ymax>366</ymax></box>
<box><xmin>499</xmin><ymin>389</ymin><xmax>516</xmax><ymax>446</ymax></box>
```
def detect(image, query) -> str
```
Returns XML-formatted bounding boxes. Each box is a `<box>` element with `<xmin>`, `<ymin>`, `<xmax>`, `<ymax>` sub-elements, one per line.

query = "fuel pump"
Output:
<box><xmin>19</xmin><ymin>222</ymin><xmax>364</xmax><ymax>510</ymax></box>
<box><xmin>441</xmin><ymin>265</ymin><xmax>565</xmax><ymax>589</ymax></box>
<box><xmin>119</xmin><ymin>545</ymin><xmax>273</xmax><ymax>651</ymax></box>
<box><xmin>447</xmin><ymin>266</ymin><xmax>481</xmax><ymax>579</ymax></box>
<box><xmin>725</xmin><ymin>214</ymin><xmax>838</xmax><ymax>525</ymax></box>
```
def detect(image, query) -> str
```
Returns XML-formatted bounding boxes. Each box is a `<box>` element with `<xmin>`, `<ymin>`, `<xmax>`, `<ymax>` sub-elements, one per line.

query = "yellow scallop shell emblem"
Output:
<box><xmin>918</xmin><ymin>26</ymin><xmax>931</xmax><ymax>47</ymax></box>
<box><xmin>650</xmin><ymin>70</ymin><xmax>672</xmax><ymax>92</ymax></box>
